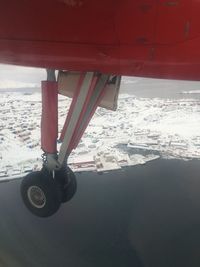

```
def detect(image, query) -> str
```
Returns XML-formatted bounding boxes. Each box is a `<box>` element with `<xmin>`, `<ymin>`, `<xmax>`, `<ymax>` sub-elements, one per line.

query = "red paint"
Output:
<box><xmin>41</xmin><ymin>81</ymin><xmax>58</xmax><ymax>154</ymax></box>
<box><xmin>0</xmin><ymin>0</ymin><xmax>200</xmax><ymax>80</ymax></box>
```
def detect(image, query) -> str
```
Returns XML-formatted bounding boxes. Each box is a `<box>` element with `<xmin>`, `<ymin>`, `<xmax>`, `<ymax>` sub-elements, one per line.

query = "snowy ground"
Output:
<box><xmin>1</xmin><ymin>82</ymin><xmax>200</xmax><ymax>177</ymax></box>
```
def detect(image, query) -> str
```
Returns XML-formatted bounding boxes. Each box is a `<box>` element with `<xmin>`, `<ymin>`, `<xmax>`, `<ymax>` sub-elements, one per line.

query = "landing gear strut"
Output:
<box><xmin>21</xmin><ymin>69</ymin><xmax>111</xmax><ymax>217</ymax></box>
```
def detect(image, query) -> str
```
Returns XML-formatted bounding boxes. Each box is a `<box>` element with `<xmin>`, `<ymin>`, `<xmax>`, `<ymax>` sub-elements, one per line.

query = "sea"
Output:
<box><xmin>0</xmin><ymin>159</ymin><xmax>200</xmax><ymax>267</ymax></box>
<box><xmin>121</xmin><ymin>77</ymin><xmax>200</xmax><ymax>100</ymax></box>
<box><xmin>1</xmin><ymin>76</ymin><xmax>200</xmax><ymax>100</ymax></box>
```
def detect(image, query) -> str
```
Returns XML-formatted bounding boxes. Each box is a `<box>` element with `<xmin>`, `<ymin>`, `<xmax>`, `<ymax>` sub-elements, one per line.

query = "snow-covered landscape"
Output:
<box><xmin>1</xmin><ymin>77</ymin><xmax>200</xmax><ymax>179</ymax></box>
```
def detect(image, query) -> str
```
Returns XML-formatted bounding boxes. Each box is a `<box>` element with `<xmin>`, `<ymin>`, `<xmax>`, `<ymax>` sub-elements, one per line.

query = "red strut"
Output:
<box><xmin>41</xmin><ymin>81</ymin><xmax>58</xmax><ymax>154</ymax></box>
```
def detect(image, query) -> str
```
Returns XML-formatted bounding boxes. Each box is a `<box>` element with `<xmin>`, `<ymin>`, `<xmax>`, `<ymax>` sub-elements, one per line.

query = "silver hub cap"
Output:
<box><xmin>27</xmin><ymin>186</ymin><xmax>46</xmax><ymax>209</ymax></box>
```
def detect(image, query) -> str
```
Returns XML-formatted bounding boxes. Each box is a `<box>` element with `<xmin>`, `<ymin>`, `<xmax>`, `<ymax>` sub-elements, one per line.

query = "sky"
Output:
<box><xmin>0</xmin><ymin>64</ymin><xmax>45</xmax><ymax>89</ymax></box>
<box><xmin>0</xmin><ymin>63</ymin><xmax>136</xmax><ymax>90</ymax></box>
<box><xmin>1</xmin><ymin>63</ymin><xmax>200</xmax><ymax>96</ymax></box>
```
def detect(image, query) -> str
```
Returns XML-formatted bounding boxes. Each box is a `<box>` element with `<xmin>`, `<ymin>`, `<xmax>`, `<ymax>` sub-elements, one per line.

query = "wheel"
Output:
<box><xmin>55</xmin><ymin>167</ymin><xmax>77</xmax><ymax>203</ymax></box>
<box><xmin>62</xmin><ymin>167</ymin><xmax>77</xmax><ymax>203</ymax></box>
<box><xmin>21</xmin><ymin>170</ymin><xmax>62</xmax><ymax>218</ymax></box>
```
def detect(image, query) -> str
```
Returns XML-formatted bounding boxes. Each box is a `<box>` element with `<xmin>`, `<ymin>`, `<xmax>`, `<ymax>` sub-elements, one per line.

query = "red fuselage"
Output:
<box><xmin>1</xmin><ymin>0</ymin><xmax>200</xmax><ymax>80</ymax></box>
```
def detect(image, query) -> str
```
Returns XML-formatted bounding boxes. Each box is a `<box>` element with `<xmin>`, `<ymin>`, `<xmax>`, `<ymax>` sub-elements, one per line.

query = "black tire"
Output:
<box><xmin>21</xmin><ymin>170</ymin><xmax>62</xmax><ymax>218</ymax></box>
<box><xmin>55</xmin><ymin>167</ymin><xmax>77</xmax><ymax>203</ymax></box>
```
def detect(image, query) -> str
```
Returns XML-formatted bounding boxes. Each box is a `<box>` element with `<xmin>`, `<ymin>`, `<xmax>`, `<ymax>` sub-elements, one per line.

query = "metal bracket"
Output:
<box><xmin>44</xmin><ymin>154</ymin><xmax>61</xmax><ymax>171</ymax></box>
<box><xmin>46</xmin><ymin>69</ymin><xmax>56</xmax><ymax>82</ymax></box>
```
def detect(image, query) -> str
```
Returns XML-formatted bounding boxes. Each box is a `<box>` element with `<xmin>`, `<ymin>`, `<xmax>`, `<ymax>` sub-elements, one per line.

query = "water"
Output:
<box><xmin>0</xmin><ymin>159</ymin><xmax>200</xmax><ymax>267</ymax></box>
<box><xmin>0</xmin><ymin>87</ymin><xmax>40</xmax><ymax>94</ymax></box>
<box><xmin>121</xmin><ymin>77</ymin><xmax>200</xmax><ymax>99</ymax></box>
<box><xmin>1</xmin><ymin>77</ymin><xmax>200</xmax><ymax>100</ymax></box>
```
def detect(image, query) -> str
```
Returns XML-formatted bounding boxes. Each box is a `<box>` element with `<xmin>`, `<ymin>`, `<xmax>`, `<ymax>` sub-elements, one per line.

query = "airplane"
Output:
<box><xmin>0</xmin><ymin>0</ymin><xmax>200</xmax><ymax>217</ymax></box>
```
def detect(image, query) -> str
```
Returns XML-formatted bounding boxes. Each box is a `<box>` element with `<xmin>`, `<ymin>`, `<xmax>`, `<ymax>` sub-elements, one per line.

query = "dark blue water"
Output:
<box><xmin>0</xmin><ymin>159</ymin><xmax>200</xmax><ymax>267</ymax></box>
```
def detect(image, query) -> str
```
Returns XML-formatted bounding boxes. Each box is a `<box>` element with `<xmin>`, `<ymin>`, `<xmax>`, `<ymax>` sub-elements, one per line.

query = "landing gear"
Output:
<box><xmin>20</xmin><ymin>69</ymin><xmax>119</xmax><ymax>217</ymax></box>
<box><xmin>21</xmin><ymin>170</ymin><xmax>62</xmax><ymax>217</ymax></box>
<box><xmin>55</xmin><ymin>167</ymin><xmax>77</xmax><ymax>203</ymax></box>
<box><xmin>20</xmin><ymin>167</ymin><xmax>77</xmax><ymax>217</ymax></box>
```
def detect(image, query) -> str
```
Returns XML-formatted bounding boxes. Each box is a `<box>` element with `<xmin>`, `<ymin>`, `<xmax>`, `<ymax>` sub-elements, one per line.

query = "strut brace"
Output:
<box><xmin>41</xmin><ymin>70</ymin><xmax>109</xmax><ymax>171</ymax></box>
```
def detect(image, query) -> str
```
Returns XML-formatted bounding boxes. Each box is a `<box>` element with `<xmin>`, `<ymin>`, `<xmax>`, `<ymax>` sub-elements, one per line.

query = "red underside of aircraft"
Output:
<box><xmin>1</xmin><ymin>0</ymin><xmax>200</xmax><ymax>217</ymax></box>
<box><xmin>1</xmin><ymin>0</ymin><xmax>200</xmax><ymax>80</ymax></box>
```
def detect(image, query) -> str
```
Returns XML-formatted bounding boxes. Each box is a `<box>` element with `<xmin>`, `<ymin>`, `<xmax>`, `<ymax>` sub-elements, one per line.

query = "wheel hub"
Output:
<box><xmin>27</xmin><ymin>186</ymin><xmax>46</xmax><ymax>209</ymax></box>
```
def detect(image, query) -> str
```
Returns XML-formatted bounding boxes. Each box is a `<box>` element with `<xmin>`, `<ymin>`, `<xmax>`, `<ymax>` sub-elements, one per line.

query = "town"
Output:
<box><xmin>0</xmin><ymin>90</ymin><xmax>200</xmax><ymax>179</ymax></box>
